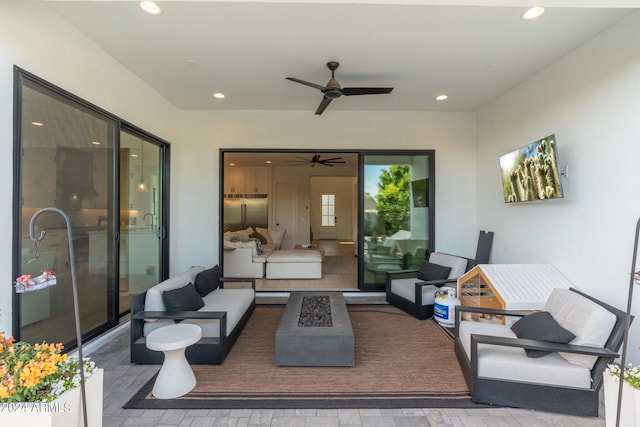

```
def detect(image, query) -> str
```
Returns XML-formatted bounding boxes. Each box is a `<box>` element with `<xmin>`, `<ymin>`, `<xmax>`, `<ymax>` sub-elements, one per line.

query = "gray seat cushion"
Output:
<box><xmin>428</xmin><ymin>252</ymin><xmax>467</xmax><ymax>279</ymax></box>
<box><xmin>543</xmin><ymin>288</ymin><xmax>617</xmax><ymax>369</ymax></box>
<box><xmin>390</xmin><ymin>278</ymin><xmax>439</xmax><ymax>305</ymax></box>
<box><xmin>459</xmin><ymin>320</ymin><xmax>592</xmax><ymax>388</ymax></box>
<box><xmin>183</xmin><ymin>288</ymin><xmax>255</xmax><ymax>337</ymax></box>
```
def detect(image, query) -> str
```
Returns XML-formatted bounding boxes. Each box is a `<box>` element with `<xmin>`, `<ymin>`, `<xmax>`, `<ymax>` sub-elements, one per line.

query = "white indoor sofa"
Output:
<box><xmin>223</xmin><ymin>227</ymin><xmax>286</xmax><ymax>278</ymax></box>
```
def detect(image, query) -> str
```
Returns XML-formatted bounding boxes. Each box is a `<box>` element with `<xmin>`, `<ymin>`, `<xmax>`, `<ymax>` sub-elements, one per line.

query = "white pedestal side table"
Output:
<box><xmin>146</xmin><ymin>323</ymin><xmax>202</xmax><ymax>399</ymax></box>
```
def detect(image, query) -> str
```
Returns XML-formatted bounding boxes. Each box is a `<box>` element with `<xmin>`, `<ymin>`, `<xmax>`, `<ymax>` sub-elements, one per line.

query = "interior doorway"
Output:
<box><xmin>310</xmin><ymin>176</ymin><xmax>356</xmax><ymax>241</ymax></box>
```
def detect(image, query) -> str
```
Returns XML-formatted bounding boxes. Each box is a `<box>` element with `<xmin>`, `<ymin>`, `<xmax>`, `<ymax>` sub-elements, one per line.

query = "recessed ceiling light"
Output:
<box><xmin>229</xmin><ymin>162</ymin><xmax>236</xmax><ymax>166</ymax></box>
<box><xmin>131</xmin><ymin>154</ymin><xmax>139</xmax><ymax>158</ymax></box>
<box><xmin>265</xmin><ymin>160</ymin><xmax>272</xmax><ymax>164</ymax></box>
<box><xmin>91</xmin><ymin>141</ymin><xmax>101</xmax><ymax>145</ymax></box>
<box><xmin>522</xmin><ymin>7</ymin><xmax>545</xmax><ymax>20</ymax></box>
<box><xmin>213</xmin><ymin>92</ymin><xmax>225</xmax><ymax>99</ymax></box>
<box><xmin>140</xmin><ymin>1</ymin><xmax>162</xmax><ymax>16</ymax></box>
<box><xmin>31</xmin><ymin>121</ymin><xmax>44</xmax><ymax>127</ymax></box>
<box><xmin>436</xmin><ymin>94</ymin><xmax>448</xmax><ymax>101</ymax></box>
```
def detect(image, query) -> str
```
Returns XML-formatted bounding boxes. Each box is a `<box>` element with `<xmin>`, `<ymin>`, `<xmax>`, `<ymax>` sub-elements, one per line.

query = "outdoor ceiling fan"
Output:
<box><xmin>286</xmin><ymin>61</ymin><xmax>394</xmax><ymax>115</ymax></box>
<box><xmin>287</xmin><ymin>153</ymin><xmax>346</xmax><ymax>167</ymax></box>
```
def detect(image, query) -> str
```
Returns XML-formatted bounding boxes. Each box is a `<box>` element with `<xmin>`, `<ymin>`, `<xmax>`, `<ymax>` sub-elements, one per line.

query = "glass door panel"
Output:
<box><xmin>362</xmin><ymin>153</ymin><xmax>434</xmax><ymax>289</ymax></box>
<box><xmin>18</xmin><ymin>80</ymin><xmax>117</xmax><ymax>345</ymax></box>
<box><xmin>119</xmin><ymin>131</ymin><xmax>162</xmax><ymax>314</ymax></box>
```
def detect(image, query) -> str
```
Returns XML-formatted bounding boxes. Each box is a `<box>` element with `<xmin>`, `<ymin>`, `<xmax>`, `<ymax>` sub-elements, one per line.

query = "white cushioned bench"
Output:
<box><xmin>266</xmin><ymin>249</ymin><xmax>322</xmax><ymax>279</ymax></box>
<box><xmin>131</xmin><ymin>265</ymin><xmax>255</xmax><ymax>364</ymax></box>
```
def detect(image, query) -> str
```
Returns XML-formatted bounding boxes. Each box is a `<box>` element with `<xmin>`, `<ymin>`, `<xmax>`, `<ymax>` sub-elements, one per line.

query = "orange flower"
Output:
<box><xmin>0</xmin><ymin>334</ymin><xmax>95</xmax><ymax>403</ymax></box>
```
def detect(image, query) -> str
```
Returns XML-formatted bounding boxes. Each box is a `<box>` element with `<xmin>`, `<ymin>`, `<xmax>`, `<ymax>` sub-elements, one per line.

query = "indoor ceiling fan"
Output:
<box><xmin>286</xmin><ymin>61</ymin><xmax>394</xmax><ymax>115</ymax></box>
<box><xmin>287</xmin><ymin>153</ymin><xmax>346</xmax><ymax>167</ymax></box>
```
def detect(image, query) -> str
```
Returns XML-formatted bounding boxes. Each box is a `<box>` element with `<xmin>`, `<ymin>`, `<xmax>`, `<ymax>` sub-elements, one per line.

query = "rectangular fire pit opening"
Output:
<box><xmin>298</xmin><ymin>295</ymin><xmax>332</xmax><ymax>327</ymax></box>
<box><xmin>276</xmin><ymin>292</ymin><xmax>354</xmax><ymax>367</ymax></box>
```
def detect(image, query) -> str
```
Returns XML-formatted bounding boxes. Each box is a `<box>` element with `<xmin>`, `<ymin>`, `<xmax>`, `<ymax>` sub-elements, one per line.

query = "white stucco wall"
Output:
<box><xmin>176</xmin><ymin>110</ymin><xmax>477</xmax><ymax>271</ymax></box>
<box><xmin>0</xmin><ymin>2</ymin><xmax>179</xmax><ymax>334</ymax></box>
<box><xmin>476</xmin><ymin>11</ymin><xmax>640</xmax><ymax>363</ymax></box>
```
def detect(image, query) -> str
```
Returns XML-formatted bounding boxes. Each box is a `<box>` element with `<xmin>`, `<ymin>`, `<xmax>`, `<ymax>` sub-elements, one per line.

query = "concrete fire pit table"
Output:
<box><xmin>275</xmin><ymin>291</ymin><xmax>354</xmax><ymax>367</ymax></box>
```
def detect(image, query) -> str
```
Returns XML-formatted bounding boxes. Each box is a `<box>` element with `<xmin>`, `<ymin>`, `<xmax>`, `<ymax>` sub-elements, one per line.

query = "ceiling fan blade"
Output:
<box><xmin>315</xmin><ymin>97</ymin><xmax>333</xmax><ymax>115</ymax></box>
<box><xmin>320</xmin><ymin>157</ymin><xmax>343</xmax><ymax>162</ymax></box>
<box><xmin>323</xmin><ymin>160</ymin><xmax>346</xmax><ymax>164</ymax></box>
<box><xmin>342</xmin><ymin>87</ymin><xmax>394</xmax><ymax>96</ymax></box>
<box><xmin>286</xmin><ymin>77</ymin><xmax>326</xmax><ymax>91</ymax></box>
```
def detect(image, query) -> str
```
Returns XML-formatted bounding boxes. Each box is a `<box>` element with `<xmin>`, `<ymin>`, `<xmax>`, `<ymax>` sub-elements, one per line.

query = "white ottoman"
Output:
<box><xmin>146</xmin><ymin>323</ymin><xmax>202</xmax><ymax>399</ymax></box>
<box><xmin>266</xmin><ymin>249</ymin><xmax>323</xmax><ymax>279</ymax></box>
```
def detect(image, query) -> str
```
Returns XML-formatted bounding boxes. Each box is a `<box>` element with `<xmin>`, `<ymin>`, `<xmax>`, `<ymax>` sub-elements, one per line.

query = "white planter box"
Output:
<box><xmin>604</xmin><ymin>372</ymin><xmax>640</xmax><ymax>427</ymax></box>
<box><xmin>0</xmin><ymin>368</ymin><xmax>103</xmax><ymax>427</ymax></box>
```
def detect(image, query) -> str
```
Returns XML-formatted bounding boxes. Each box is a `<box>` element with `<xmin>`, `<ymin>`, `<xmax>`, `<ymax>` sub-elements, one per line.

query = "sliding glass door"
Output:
<box><xmin>14</xmin><ymin>68</ymin><xmax>170</xmax><ymax>349</ymax></box>
<box><xmin>361</xmin><ymin>152</ymin><xmax>435</xmax><ymax>290</ymax></box>
<box><xmin>15</xmin><ymin>76</ymin><xmax>119</xmax><ymax>345</ymax></box>
<box><xmin>119</xmin><ymin>130</ymin><xmax>164</xmax><ymax>314</ymax></box>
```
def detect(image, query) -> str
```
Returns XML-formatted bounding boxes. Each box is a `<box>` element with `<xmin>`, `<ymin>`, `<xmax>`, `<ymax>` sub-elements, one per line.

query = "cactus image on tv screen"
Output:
<box><xmin>499</xmin><ymin>134</ymin><xmax>563</xmax><ymax>203</ymax></box>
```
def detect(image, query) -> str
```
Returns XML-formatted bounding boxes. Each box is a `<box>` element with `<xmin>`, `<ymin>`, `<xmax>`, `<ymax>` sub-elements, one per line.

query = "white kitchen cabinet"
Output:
<box><xmin>244</xmin><ymin>167</ymin><xmax>271</xmax><ymax>194</ymax></box>
<box><xmin>224</xmin><ymin>167</ymin><xmax>245</xmax><ymax>195</ymax></box>
<box><xmin>223</xmin><ymin>167</ymin><xmax>271</xmax><ymax>195</ymax></box>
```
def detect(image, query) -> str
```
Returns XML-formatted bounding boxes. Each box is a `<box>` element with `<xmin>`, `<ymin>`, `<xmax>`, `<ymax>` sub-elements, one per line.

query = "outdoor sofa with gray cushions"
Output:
<box><xmin>131</xmin><ymin>265</ymin><xmax>255</xmax><ymax>364</ymax></box>
<box><xmin>454</xmin><ymin>287</ymin><xmax>628</xmax><ymax>416</ymax></box>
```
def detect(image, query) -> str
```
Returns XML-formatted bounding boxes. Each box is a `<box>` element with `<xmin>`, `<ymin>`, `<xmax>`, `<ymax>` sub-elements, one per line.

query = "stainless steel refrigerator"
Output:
<box><xmin>223</xmin><ymin>194</ymin><xmax>268</xmax><ymax>231</ymax></box>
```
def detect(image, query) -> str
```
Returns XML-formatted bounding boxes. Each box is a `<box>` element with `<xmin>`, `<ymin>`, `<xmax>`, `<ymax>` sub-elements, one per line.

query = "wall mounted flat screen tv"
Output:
<box><xmin>499</xmin><ymin>134</ymin><xmax>564</xmax><ymax>203</ymax></box>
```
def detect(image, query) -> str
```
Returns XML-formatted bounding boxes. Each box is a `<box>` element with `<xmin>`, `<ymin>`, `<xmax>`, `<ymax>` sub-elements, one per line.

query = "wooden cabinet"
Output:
<box><xmin>223</xmin><ymin>167</ymin><xmax>271</xmax><ymax>195</ymax></box>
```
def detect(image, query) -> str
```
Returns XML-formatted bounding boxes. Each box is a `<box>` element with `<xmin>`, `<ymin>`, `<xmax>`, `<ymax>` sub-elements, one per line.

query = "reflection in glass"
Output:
<box><xmin>363</xmin><ymin>153</ymin><xmax>433</xmax><ymax>287</ymax></box>
<box><xmin>19</xmin><ymin>81</ymin><xmax>117</xmax><ymax>345</ymax></box>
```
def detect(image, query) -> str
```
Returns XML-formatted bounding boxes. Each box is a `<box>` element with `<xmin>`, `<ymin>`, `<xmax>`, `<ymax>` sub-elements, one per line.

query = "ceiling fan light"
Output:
<box><xmin>324</xmin><ymin>89</ymin><xmax>342</xmax><ymax>99</ymax></box>
<box><xmin>436</xmin><ymin>94</ymin><xmax>448</xmax><ymax>101</ymax></box>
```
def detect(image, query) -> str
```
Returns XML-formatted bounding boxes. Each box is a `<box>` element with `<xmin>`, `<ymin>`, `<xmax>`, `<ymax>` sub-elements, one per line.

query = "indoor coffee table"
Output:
<box><xmin>275</xmin><ymin>291</ymin><xmax>354</xmax><ymax>366</ymax></box>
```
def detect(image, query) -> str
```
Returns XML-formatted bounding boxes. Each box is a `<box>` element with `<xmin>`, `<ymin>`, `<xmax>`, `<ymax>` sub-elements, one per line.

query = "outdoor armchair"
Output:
<box><xmin>454</xmin><ymin>287</ymin><xmax>629</xmax><ymax>416</ymax></box>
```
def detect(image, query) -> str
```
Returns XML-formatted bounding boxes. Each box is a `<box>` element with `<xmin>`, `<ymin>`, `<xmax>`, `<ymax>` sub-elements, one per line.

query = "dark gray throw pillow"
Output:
<box><xmin>163</xmin><ymin>282</ymin><xmax>205</xmax><ymax>311</ymax></box>
<box><xmin>194</xmin><ymin>265</ymin><xmax>221</xmax><ymax>297</ymax></box>
<box><xmin>417</xmin><ymin>262</ymin><xmax>451</xmax><ymax>281</ymax></box>
<box><xmin>511</xmin><ymin>311</ymin><xmax>576</xmax><ymax>358</ymax></box>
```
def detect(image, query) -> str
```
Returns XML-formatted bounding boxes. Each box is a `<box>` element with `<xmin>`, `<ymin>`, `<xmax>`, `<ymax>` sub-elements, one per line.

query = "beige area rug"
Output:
<box><xmin>125</xmin><ymin>305</ymin><xmax>480</xmax><ymax>409</ymax></box>
<box><xmin>323</xmin><ymin>255</ymin><xmax>357</xmax><ymax>275</ymax></box>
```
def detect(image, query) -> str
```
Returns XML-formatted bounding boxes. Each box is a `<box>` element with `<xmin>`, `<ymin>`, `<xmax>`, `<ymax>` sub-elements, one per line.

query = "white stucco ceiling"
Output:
<box><xmin>44</xmin><ymin>1</ymin><xmax>637</xmax><ymax>113</ymax></box>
